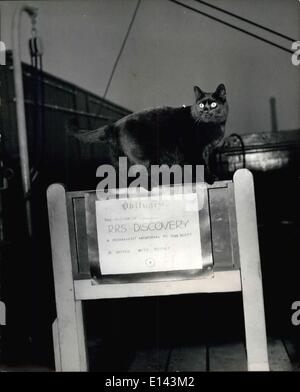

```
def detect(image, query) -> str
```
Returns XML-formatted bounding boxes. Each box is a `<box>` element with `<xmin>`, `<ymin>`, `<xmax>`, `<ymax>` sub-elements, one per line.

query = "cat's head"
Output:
<box><xmin>191</xmin><ymin>84</ymin><xmax>228</xmax><ymax>124</ymax></box>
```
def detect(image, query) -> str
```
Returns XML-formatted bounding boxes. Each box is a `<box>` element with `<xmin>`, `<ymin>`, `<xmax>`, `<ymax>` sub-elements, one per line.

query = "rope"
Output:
<box><xmin>98</xmin><ymin>0</ymin><xmax>142</xmax><ymax>115</ymax></box>
<box><xmin>193</xmin><ymin>0</ymin><xmax>296</xmax><ymax>42</ymax></box>
<box><xmin>169</xmin><ymin>0</ymin><xmax>293</xmax><ymax>54</ymax></box>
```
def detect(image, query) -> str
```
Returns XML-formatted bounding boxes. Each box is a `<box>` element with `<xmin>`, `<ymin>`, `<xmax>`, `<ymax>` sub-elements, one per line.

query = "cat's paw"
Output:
<box><xmin>204</xmin><ymin>172</ymin><xmax>217</xmax><ymax>185</ymax></box>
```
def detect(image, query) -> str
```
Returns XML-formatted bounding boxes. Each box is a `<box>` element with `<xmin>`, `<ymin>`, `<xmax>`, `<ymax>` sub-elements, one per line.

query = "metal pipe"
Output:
<box><xmin>12</xmin><ymin>5</ymin><xmax>38</xmax><ymax>237</ymax></box>
<box><xmin>270</xmin><ymin>97</ymin><xmax>278</xmax><ymax>133</ymax></box>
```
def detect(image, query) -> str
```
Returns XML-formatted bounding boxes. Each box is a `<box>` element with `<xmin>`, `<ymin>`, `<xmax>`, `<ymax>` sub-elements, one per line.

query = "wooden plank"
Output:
<box><xmin>128</xmin><ymin>347</ymin><xmax>170</xmax><ymax>372</ymax></box>
<box><xmin>75</xmin><ymin>301</ymin><xmax>88</xmax><ymax>371</ymax></box>
<box><xmin>74</xmin><ymin>270</ymin><xmax>242</xmax><ymax>300</ymax></box>
<box><xmin>52</xmin><ymin>319</ymin><xmax>62</xmax><ymax>371</ymax></box>
<box><xmin>66</xmin><ymin>194</ymin><xmax>80</xmax><ymax>277</ymax></box>
<box><xmin>73</xmin><ymin>197</ymin><xmax>90</xmax><ymax>275</ymax></box>
<box><xmin>47</xmin><ymin>184</ymin><xmax>82</xmax><ymax>371</ymax></box>
<box><xmin>233</xmin><ymin>169</ymin><xmax>269</xmax><ymax>371</ymax></box>
<box><xmin>209</xmin><ymin>342</ymin><xmax>247</xmax><ymax>371</ymax></box>
<box><xmin>268</xmin><ymin>338</ymin><xmax>293</xmax><ymax>371</ymax></box>
<box><xmin>227</xmin><ymin>182</ymin><xmax>240</xmax><ymax>269</ymax></box>
<box><xmin>167</xmin><ymin>345</ymin><xmax>206</xmax><ymax>371</ymax></box>
<box><xmin>209</xmin><ymin>186</ymin><xmax>234</xmax><ymax>269</ymax></box>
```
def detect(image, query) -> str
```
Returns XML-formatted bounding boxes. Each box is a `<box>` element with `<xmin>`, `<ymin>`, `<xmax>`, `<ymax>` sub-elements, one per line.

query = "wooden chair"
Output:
<box><xmin>47</xmin><ymin>168</ymin><xmax>269</xmax><ymax>371</ymax></box>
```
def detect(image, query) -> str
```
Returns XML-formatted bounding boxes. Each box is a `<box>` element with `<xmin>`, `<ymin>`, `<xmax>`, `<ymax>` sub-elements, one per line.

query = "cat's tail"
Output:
<box><xmin>66</xmin><ymin>118</ymin><xmax>109</xmax><ymax>144</ymax></box>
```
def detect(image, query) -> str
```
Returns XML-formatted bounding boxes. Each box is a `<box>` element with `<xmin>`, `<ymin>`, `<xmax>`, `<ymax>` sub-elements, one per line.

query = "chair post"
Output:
<box><xmin>52</xmin><ymin>318</ymin><xmax>62</xmax><ymax>371</ymax></box>
<box><xmin>233</xmin><ymin>169</ymin><xmax>269</xmax><ymax>371</ymax></box>
<box><xmin>47</xmin><ymin>183</ymin><xmax>87</xmax><ymax>371</ymax></box>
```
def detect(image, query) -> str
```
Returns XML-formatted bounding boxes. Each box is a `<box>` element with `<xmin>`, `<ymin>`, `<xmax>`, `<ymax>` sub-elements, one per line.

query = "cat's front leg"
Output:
<box><xmin>204</xmin><ymin>168</ymin><xmax>217</xmax><ymax>185</ymax></box>
<box><xmin>202</xmin><ymin>145</ymin><xmax>218</xmax><ymax>184</ymax></box>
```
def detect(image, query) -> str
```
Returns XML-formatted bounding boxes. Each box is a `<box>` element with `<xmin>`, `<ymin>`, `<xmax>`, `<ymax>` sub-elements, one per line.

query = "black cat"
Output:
<box><xmin>70</xmin><ymin>84</ymin><xmax>228</xmax><ymax>185</ymax></box>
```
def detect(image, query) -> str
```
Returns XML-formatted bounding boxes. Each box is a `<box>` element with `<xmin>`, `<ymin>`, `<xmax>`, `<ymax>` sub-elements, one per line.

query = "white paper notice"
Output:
<box><xmin>95</xmin><ymin>193</ymin><xmax>202</xmax><ymax>275</ymax></box>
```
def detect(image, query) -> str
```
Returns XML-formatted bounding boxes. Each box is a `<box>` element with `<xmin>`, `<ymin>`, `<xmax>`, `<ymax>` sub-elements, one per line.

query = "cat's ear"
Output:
<box><xmin>194</xmin><ymin>86</ymin><xmax>205</xmax><ymax>101</ymax></box>
<box><xmin>213</xmin><ymin>84</ymin><xmax>226</xmax><ymax>101</ymax></box>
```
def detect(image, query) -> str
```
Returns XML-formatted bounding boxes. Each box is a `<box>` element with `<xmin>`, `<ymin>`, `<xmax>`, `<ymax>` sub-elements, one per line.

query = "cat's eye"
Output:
<box><xmin>211</xmin><ymin>102</ymin><xmax>217</xmax><ymax>108</ymax></box>
<box><xmin>199</xmin><ymin>103</ymin><xmax>204</xmax><ymax>109</ymax></box>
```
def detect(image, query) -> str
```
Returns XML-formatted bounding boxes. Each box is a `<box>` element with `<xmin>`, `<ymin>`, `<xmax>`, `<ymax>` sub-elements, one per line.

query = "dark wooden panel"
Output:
<box><xmin>227</xmin><ymin>182</ymin><xmax>240</xmax><ymax>268</ymax></box>
<box><xmin>3</xmin><ymin>51</ymin><xmax>131</xmax><ymax>172</ymax></box>
<box><xmin>43</xmin><ymin>81</ymin><xmax>75</xmax><ymax>109</ymax></box>
<box><xmin>0</xmin><ymin>62</ymin><xmax>18</xmax><ymax>159</ymax></box>
<box><xmin>73</xmin><ymin>197</ymin><xmax>90</xmax><ymax>276</ymax></box>
<box><xmin>208</xmin><ymin>185</ymin><xmax>237</xmax><ymax>269</ymax></box>
<box><xmin>43</xmin><ymin>109</ymin><xmax>67</xmax><ymax>169</ymax></box>
<box><xmin>23</xmin><ymin>71</ymin><xmax>36</xmax><ymax>102</ymax></box>
<box><xmin>2</xmin><ymin>103</ymin><xmax>18</xmax><ymax>159</ymax></box>
<box><xmin>74</xmin><ymin>90</ymin><xmax>87</xmax><ymax>113</ymax></box>
<box><xmin>66</xmin><ymin>193</ymin><xmax>80</xmax><ymax>277</ymax></box>
<box><xmin>88</xmin><ymin>117</ymin><xmax>108</xmax><ymax>130</ymax></box>
<box><xmin>88</xmin><ymin>97</ymin><xmax>131</xmax><ymax>120</ymax></box>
